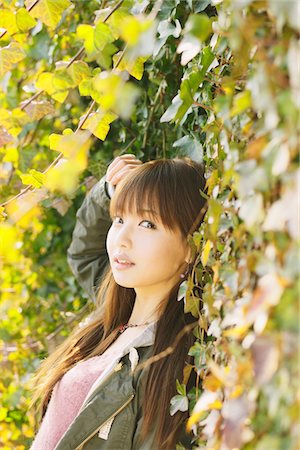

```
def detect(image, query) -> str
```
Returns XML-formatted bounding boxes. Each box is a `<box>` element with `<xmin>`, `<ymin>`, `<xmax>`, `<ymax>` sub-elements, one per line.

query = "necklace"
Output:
<box><xmin>118</xmin><ymin>320</ymin><xmax>156</xmax><ymax>334</ymax></box>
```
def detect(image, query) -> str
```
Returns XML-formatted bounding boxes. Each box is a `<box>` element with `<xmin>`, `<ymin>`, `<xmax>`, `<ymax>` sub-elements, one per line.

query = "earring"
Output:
<box><xmin>180</xmin><ymin>263</ymin><xmax>190</xmax><ymax>279</ymax></box>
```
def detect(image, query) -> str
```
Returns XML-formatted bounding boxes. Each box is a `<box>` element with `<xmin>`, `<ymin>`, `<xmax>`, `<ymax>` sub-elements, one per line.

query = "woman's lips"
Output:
<box><xmin>114</xmin><ymin>258</ymin><xmax>134</xmax><ymax>270</ymax></box>
<box><xmin>113</xmin><ymin>260</ymin><xmax>135</xmax><ymax>270</ymax></box>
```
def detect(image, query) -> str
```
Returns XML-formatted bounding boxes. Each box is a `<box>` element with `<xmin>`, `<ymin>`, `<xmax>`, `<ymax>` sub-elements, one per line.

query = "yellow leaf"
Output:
<box><xmin>203</xmin><ymin>374</ymin><xmax>222</xmax><ymax>392</ymax></box>
<box><xmin>114</xmin><ymin>53</ymin><xmax>147</xmax><ymax>80</ymax></box>
<box><xmin>230</xmin><ymin>90</ymin><xmax>251</xmax><ymax>117</ymax></box>
<box><xmin>119</xmin><ymin>16</ymin><xmax>153</xmax><ymax>46</ymax></box>
<box><xmin>45</xmin><ymin>158</ymin><xmax>82</xmax><ymax>194</ymax></box>
<box><xmin>25</xmin><ymin>0</ymin><xmax>72</xmax><ymax>29</ymax></box>
<box><xmin>223</xmin><ymin>325</ymin><xmax>249</xmax><ymax>338</ymax></box>
<box><xmin>22</xmin><ymin>100</ymin><xmax>55</xmax><ymax>120</ymax></box>
<box><xmin>229</xmin><ymin>385</ymin><xmax>244</xmax><ymax>399</ymax></box>
<box><xmin>36</xmin><ymin>72</ymin><xmax>69</xmax><ymax>103</ymax></box>
<box><xmin>67</xmin><ymin>60</ymin><xmax>90</xmax><ymax>85</ymax></box>
<box><xmin>15</xmin><ymin>8</ymin><xmax>37</xmax><ymax>32</ymax></box>
<box><xmin>0</xmin><ymin>10</ymin><xmax>18</xmax><ymax>35</ymax></box>
<box><xmin>6</xmin><ymin>190</ymin><xmax>46</xmax><ymax>227</ymax></box>
<box><xmin>94</xmin><ymin>22</ymin><xmax>114</xmax><ymax>51</ymax></box>
<box><xmin>0</xmin><ymin>223</ymin><xmax>20</xmax><ymax>264</ymax></box>
<box><xmin>20</xmin><ymin>169</ymin><xmax>46</xmax><ymax>188</ymax></box>
<box><xmin>105</xmin><ymin>10</ymin><xmax>130</xmax><ymax>40</ymax></box>
<box><xmin>208</xmin><ymin>399</ymin><xmax>222</xmax><ymax>409</ymax></box>
<box><xmin>0</xmin><ymin>42</ymin><xmax>26</xmax><ymax>77</ymax></box>
<box><xmin>201</xmin><ymin>240</ymin><xmax>212</xmax><ymax>267</ymax></box>
<box><xmin>92</xmin><ymin>72</ymin><xmax>122</xmax><ymax>109</ymax></box>
<box><xmin>0</xmin><ymin>207</ymin><xmax>6</xmax><ymax>223</ymax></box>
<box><xmin>81</xmin><ymin>111</ymin><xmax>117</xmax><ymax>140</ymax></box>
<box><xmin>186</xmin><ymin>411</ymin><xmax>204</xmax><ymax>432</ymax></box>
<box><xmin>76</xmin><ymin>24</ymin><xmax>95</xmax><ymax>54</ymax></box>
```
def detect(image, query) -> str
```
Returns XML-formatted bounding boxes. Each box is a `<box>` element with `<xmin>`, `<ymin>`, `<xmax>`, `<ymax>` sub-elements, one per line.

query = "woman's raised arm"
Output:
<box><xmin>67</xmin><ymin>154</ymin><xmax>143</xmax><ymax>302</ymax></box>
<box><xmin>67</xmin><ymin>174</ymin><xmax>112</xmax><ymax>303</ymax></box>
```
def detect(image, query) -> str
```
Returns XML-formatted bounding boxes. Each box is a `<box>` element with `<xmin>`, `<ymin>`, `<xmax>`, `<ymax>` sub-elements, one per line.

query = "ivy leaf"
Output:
<box><xmin>173</xmin><ymin>135</ymin><xmax>203</xmax><ymax>162</ymax></box>
<box><xmin>177</xmin><ymin>280</ymin><xmax>187</xmax><ymax>302</ymax></box>
<box><xmin>176</xmin><ymin>48</ymin><xmax>215</xmax><ymax>121</ymax></box>
<box><xmin>67</xmin><ymin>61</ymin><xmax>91</xmax><ymax>85</ymax></box>
<box><xmin>177</xmin><ymin>15</ymin><xmax>212</xmax><ymax>65</ymax></box>
<box><xmin>170</xmin><ymin>394</ymin><xmax>189</xmax><ymax>416</ymax></box>
<box><xmin>0</xmin><ymin>10</ymin><xmax>18</xmax><ymax>35</ymax></box>
<box><xmin>0</xmin><ymin>128</ymin><xmax>14</xmax><ymax>147</ymax></box>
<box><xmin>201</xmin><ymin>240</ymin><xmax>212</xmax><ymax>267</ymax></box>
<box><xmin>176</xmin><ymin>379</ymin><xmax>187</xmax><ymax>396</ymax></box>
<box><xmin>0</xmin><ymin>108</ymin><xmax>29</xmax><ymax>137</ymax></box>
<box><xmin>36</xmin><ymin>72</ymin><xmax>71</xmax><ymax>103</ymax></box>
<box><xmin>230</xmin><ymin>90</ymin><xmax>252</xmax><ymax>117</ymax></box>
<box><xmin>119</xmin><ymin>15</ymin><xmax>153</xmax><ymax>47</ymax></box>
<box><xmin>20</xmin><ymin>169</ymin><xmax>46</xmax><ymax>188</ymax></box>
<box><xmin>80</xmin><ymin>111</ymin><xmax>117</xmax><ymax>140</ymax></box>
<box><xmin>113</xmin><ymin>53</ymin><xmax>147</xmax><ymax>80</ymax></box>
<box><xmin>15</xmin><ymin>8</ymin><xmax>37</xmax><ymax>32</ymax></box>
<box><xmin>96</xmin><ymin>43</ymin><xmax>118</xmax><ymax>70</ymax></box>
<box><xmin>21</xmin><ymin>101</ymin><xmax>55</xmax><ymax>120</ymax></box>
<box><xmin>94</xmin><ymin>22</ymin><xmax>114</xmax><ymax>51</ymax></box>
<box><xmin>25</xmin><ymin>0</ymin><xmax>72</xmax><ymax>29</ymax></box>
<box><xmin>160</xmin><ymin>95</ymin><xmax>183</xmax><ymax>123</ymax></box>
<box><xmin>185</xmin><ymin>14</ymin><xmax>212</xmax><ymax>41</ymax></box>
<box><xmin>0</xmin><ymin>43</ymin><xmax>26</xmax><ymax>77</ymax></box>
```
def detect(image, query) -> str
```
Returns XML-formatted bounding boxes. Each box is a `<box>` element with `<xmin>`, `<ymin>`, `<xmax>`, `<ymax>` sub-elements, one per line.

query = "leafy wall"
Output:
<box><xmin>0</xmin><ymin>0</ymin><xmax>298</xmax><ymax>448</ymax></box>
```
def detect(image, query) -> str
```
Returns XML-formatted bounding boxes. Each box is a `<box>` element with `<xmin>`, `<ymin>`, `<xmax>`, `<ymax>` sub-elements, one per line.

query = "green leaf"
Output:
<box><xmin>0</xmin><ymin>43</ymin><xmax>26</xmax><ymax>77</ymax></box>
<box><xmin>94</xmin><ymin>22</ymin><xmax>114</xmax><ymax>51</ymax></box>
<box><xmin>185</xmin><ymin>14</ymin><xmax>212</xmax><ymax>41</ymax></box>
<box><xmin>96</xmin><ymin>43</ymin><xmax>118</xmax><ymax>70</ymax></box>
<box><xmin>25</xmin><ymin>0</ymin><xmax>72</xmax><ymax>29</ymax></box>
<box><xmin>176</xmin><ymin>379</ymin><xmax>187</xmax><ymax>396</ymax></box>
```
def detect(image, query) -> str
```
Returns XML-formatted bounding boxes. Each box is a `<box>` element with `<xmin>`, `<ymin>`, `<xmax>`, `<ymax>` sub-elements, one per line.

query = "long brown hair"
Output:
<box><xmin>28</xmin><ymin>157</ymin><xmax>207</xmax><ymax>449</ymax></box>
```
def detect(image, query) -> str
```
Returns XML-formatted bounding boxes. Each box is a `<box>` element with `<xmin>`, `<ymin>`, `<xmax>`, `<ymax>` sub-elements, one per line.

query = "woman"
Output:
<box><xmin>28</xmin><ymin>154</ymin><xmax>207</xmax><ymax>450</ymax></box>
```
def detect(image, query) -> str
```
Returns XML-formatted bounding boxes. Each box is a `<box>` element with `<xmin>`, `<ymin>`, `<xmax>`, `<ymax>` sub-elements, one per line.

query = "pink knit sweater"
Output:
<box><xmin>30</xmin><ymin>350</ymin><xmax>119</xmax><ymax>450</ymax></box>
<box><xmin>30</xmin><ymin>323</ymin><xmax>156</xmax><ymax>450</ymax></box>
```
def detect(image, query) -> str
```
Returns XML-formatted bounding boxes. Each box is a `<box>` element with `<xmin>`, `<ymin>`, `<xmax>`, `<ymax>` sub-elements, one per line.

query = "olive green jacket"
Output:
<box><xmin>62</xmin><ymin>175</ymin><xmax>193</xmax><ymax>450</ymax></box>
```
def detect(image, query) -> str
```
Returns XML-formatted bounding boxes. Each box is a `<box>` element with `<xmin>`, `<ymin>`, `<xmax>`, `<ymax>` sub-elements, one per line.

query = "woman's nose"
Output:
<box><xmin>115</xmin><ymin>223</ymin><xmax>132</xmax><ymax>247</ymax></box>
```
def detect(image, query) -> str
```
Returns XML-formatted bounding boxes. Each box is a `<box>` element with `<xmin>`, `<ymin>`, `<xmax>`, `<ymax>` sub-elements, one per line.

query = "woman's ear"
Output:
<box><xmin>184</xmin><ymin>246</ymin><xmax>192</xmax><ymax>264</ymax></box>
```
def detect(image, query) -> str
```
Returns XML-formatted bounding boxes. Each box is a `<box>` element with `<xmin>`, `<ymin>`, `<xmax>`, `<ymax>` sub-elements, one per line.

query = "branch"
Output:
<box><xmin>1</xmin><ymin>0</ymin><xmax>126</xmax><ymax>209</ymax></box>
<box><xmin>134</xmin><ymin>320</ymin><xmax>200</xmax><ymax>372</ymax></box>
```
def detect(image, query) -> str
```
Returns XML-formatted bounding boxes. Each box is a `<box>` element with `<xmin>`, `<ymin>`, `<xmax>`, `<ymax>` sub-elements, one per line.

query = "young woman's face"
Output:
<box><xmin>106</xmin><ymin>209</ymin><xmax>190</xmax><ymax>296</ymax></box>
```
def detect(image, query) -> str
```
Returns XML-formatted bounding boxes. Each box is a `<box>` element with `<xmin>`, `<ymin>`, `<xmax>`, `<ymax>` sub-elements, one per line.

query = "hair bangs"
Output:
<box><xmin>109</xmin><ymin>163</ymin><xmax>181</xmax><ymax>234</ymax></box>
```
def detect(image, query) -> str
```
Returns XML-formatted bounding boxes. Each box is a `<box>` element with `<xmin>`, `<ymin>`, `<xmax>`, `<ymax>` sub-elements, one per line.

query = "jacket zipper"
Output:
<box><xmin>75</xmin><ymin>393</ymin><xmax>135</xmax><ymax>450</ymax></box>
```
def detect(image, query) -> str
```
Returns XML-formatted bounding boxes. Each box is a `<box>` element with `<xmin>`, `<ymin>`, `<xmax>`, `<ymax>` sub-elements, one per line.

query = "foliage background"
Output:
<box><xmin>0</xmin><ymin>0</ymin><xmax>299</xmax><ymax>448</ymax></box>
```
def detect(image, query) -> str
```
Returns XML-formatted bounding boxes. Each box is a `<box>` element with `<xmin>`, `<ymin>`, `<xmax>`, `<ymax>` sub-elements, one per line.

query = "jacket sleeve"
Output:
<box><xmin>67</xmin><ymin>175</ymin><xmax>112</xmax><ymax>303</ymax></box>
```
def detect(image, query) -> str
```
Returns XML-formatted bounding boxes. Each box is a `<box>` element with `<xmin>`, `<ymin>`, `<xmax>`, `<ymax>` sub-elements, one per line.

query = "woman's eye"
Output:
<box><xmin>140</xmin><ymin>220</ymin><xmax>156</xmax><ymax>229</ymax></box>
<box><xmin>112</xmin><ymin>216</ymin><xmax>123</xmax><ymax>224</ymax></box>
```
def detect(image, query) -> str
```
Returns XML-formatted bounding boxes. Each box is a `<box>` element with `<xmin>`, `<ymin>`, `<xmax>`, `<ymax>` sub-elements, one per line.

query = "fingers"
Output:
<box><xmin>106</xmin><ymin>154</ymin><xmax>143</xmax><ymax>185</ymax></box>
<box><xmin>108</xmin><ymin>163</ymin><xmax>142</xmax><ymax>185</ymax></box>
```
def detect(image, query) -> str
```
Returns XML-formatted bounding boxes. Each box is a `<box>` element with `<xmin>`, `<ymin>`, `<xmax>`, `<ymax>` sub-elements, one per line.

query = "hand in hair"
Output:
<box><xmin>106</xmin><ymin>154</ymin><xmax>142</xmax><ymax>186</ymax></box>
